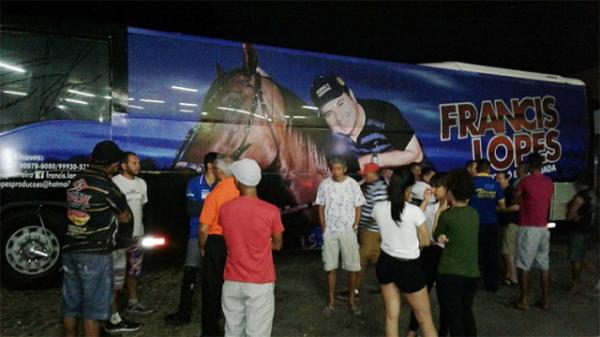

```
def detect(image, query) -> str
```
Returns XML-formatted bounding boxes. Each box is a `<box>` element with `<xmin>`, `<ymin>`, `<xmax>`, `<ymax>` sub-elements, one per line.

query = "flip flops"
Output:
<box><xmin>535</xmin><ymin>301</ymin><xmax>549</xmax><ymax>311</ymax></box>
<box><xmin>349</xmin><ymin>305</ymin><xmax>362</xmax><ymax>316</ymax></box>
<box><xmin>506</xmin><ymin>301</ymin><xmax>528</xmax><ymax>311</ymax></box>
<box><xmin>323</xmin><ymin>305</ymin><xmax>336</xmax><ymax>315</ymax></box>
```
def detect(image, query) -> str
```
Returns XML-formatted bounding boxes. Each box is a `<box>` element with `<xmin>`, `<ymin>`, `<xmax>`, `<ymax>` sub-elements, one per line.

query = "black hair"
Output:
<box><xmin>446</xmin><ymin>168</ymin><xmax>473</xmax><ymax>202</ymax></box>
<box><xmin>328</xmin><ymin>156</ymin><xmax>347</xmax><ymax>168</ymax></box>
<box><xmin>496</xmin><ymin>171</ymin><xmax>509</xmax><ymax>179</ymax></box>
<box><xmin>203</xmin><ymin>152</ymin><xmax>219</xmax><ymax>168</ymax></box>
<box><xmin>476</xmin><ymin>159</ymin><xmax>491</xmax><ymax>173</ymax></box>
<box><xmin>388</xmin><ymin>168</ymin><xmax>415</xmax><ymax>222</ymax></box>
<box><xmin>422</xmin><ymin>167</ymin><xmax>436</xmax><ymax>178</ymax></box>
<box><xmin>120</xmin><ymin>151</ymin><xmax>137</xmax><ymax>165</ymax></box>
<box><xmin>575</xmin><ymin>172</ymin><xmax>592</xmax><ymax>189</ymax></box>
<box><xmin>527</xmin><ymin>153</ymin><xmax>544</xmax><ymax>171</ymax></box>
<box><xmin>430</xmin><ymin>172</ymin><xmax>448</xmax><ymax>188</ymax></box>
<box><xmin>517</xmin><ymin>162</ymin><xmax>529</xmax><ymax>175</ymax></box>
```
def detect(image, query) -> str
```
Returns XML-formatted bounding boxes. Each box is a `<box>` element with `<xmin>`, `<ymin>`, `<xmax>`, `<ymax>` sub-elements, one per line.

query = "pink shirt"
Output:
<box><xmin>517</xmin><ymin>173</ymin><xmax>554</xmax><ymax>227</ymax></box>
<box><xmin>220</xmin><ymin>196</ymin><xmax>284</xmax><ymax>283</ymax></box>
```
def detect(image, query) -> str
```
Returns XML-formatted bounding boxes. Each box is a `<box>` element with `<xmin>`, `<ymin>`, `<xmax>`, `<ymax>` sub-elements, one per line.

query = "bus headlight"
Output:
<box><xmin>140</xmin><ymin>235</ymin><xmax>166</xmax><ymax>249</ymax></box>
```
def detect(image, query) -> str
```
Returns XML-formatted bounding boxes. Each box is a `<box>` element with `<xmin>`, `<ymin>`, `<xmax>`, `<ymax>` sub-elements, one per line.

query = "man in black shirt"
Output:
<box><xmin>62</xmin><ymin>140</ymin><xmax>131</xmax><ymax>337</ymax></box>
<box><xmin>496</xmin><ymin>171</ymin><xmax>520</xmax><ymax>286</ymax></box>
<box><xmin>566</xmin><ymin>175</ymin><xmax>598</xmax><ymax>294</ymax></box>
<box><xmin>311</xmin><ymin>73</ymin><xmax>423</xmax><ymax>173</ymax></box>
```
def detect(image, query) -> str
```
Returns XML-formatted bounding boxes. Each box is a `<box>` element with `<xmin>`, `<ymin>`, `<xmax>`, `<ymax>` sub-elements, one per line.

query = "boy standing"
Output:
<box><xmin>220</xmin><ymin>159</ymin><xmax>284</xmax><ymax>337</ymax></box>
<box><xmin>315</xmin><ymin>157</ymin><xmax>365</xmax><ymax>315</ymax></box>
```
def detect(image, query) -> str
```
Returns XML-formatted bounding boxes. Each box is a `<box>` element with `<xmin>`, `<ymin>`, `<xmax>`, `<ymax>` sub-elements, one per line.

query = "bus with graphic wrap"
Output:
<box><xmin>0</xmin><ymin>19</ymin><xmax>589</xmax><ymax>287</ymax></box>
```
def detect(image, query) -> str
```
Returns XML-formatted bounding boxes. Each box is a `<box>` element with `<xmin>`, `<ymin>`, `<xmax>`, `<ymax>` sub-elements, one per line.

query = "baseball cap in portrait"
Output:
<box><xmin>231</xmin><ymin>158</ymin><xmax>262</xmax><ymax>187</ymax></box>
<box><xmin>311</xmin><ymin>73</ymin><xmax>349</xmax><ymax>108</ymax></box>
<box><xmin>91</xmin><ymin>140</ymin><xmax>123</xmax><ymax>165</ymax></box>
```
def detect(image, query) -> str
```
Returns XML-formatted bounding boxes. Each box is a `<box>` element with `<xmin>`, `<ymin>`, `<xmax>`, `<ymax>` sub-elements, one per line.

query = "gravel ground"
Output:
<box><xmin>1</xmin><ymin>238</ymin><xmax>598</xmax><ymax>337</ymax></box>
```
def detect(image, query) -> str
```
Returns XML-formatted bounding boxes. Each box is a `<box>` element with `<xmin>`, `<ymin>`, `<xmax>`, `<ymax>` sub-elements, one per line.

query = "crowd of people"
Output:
<box><xmin>60</xmin><ymin>139</ymin><xmax>597</xmax><ymax>337</ymax></box>
<box><xmin>61</xmin><ymin>141</ymin><xmax>283</xmax><ymax>337</ymax></box>
<box><xmin>315</xmin><ymin>154</ymin><xmax>597</xmax><ymax>337</ymax></box>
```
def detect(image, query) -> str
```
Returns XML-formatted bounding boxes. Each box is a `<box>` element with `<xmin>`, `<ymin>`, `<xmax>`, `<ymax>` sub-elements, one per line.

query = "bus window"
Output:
<box><xmin>0</xmin><ymin>31</ymin><xmax>111</xmax><ymax>131</ymax></box>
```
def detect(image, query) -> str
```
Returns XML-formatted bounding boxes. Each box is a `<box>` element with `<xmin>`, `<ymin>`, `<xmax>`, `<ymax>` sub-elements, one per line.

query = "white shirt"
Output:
<box><xmin>112</xmin><ymin>174</ymin><xmax>148</xmax><ymax>237</ymax></box>
<box><xmin>315</xmin><ymin>176</ymin><xmax>365</xmax><ymax>234</ymax></box>
<box><xmin>424</xmin><ymin>202</ymin><xmax>439</xmax><ymax>240</ymax></box>
<box><xmin>372</xmin><ymin>201</ymin><xmax>426</xmax><ymax>259</ymax></box>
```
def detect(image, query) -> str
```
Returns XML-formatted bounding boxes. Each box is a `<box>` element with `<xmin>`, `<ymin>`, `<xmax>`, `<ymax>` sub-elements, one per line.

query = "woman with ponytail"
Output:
<box><xmin>372</xmin><ymin>168</ymin><xmax>438</xmax><ymax>337</ymax></box>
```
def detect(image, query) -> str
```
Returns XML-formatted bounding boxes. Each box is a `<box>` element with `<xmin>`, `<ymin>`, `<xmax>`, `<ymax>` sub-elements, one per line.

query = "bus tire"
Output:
<box><xmin>1</xmin><ymin>209</ymin><xmax>65</xmax><ymax>289</ymax></box>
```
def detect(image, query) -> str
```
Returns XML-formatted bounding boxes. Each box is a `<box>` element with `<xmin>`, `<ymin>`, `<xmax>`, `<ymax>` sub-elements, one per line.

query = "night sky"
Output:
<box><xmin>3</xmin><ymin>1</ymin><xmax>598</xmax><ymax>77</ymax></box>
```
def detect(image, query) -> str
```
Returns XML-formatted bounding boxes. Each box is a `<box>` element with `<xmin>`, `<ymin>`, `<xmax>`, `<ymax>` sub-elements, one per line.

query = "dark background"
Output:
<box><xmin>1</xmin><ymin>1</ymin><xmax>598</xmax><ymax>252</ymax></box>
<box><xmin>2</xmin><ymin>2</ymin><xmax>598</xmax><ymax>76</ymax></box>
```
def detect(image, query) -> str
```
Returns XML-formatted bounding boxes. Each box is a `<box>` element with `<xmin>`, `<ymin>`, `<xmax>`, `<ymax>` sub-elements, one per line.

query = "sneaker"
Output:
<box><xmin>126</xmin><ymin>302</ymin><xmax>155</xmax><ymax>315</ymax></box>
<box><xmin>336</xmin><ymin>289</ymin><xmax>359</xmax><ymax>301</ymax></box>
<box><xmin>164</xmin><ymin>311</ymin><xmax>191</xmax><ymax>326</ymax></box>
<box><xmin>104</xmin><ymin>319</ymin><xmax>142</xmax><ymax>334</ymax></box>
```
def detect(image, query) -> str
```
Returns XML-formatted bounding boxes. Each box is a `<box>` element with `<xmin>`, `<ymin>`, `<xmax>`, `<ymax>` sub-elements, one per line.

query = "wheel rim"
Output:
<box><xmin>5</xmin><ymin>226</ymin><xmax>60</xmax><ymax>276</ymax></box>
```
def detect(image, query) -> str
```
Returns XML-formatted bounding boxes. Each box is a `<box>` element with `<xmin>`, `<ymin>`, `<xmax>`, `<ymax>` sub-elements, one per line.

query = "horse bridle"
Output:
<box><xmin>231</xmin><ymin>73</ymin><xmax>282</xmax><ymax>170</ymax></box>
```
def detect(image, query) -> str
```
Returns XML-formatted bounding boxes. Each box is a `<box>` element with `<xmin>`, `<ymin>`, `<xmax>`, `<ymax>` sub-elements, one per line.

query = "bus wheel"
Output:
<box><xmin>1</xmin><ymin>210</ymin><xmax>64</xmax><ymax>289</ymax></box>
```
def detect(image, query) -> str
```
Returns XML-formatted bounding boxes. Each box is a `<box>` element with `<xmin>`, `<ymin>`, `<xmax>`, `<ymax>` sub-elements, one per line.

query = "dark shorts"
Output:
<box><xmin>569</xmin><ymin>232</ymin><xmax>590</xmax><ymax>262</ymax></box>
<box><xmin>376</xmin><ymin>250</ymin><xmax>426</xmax><ymax>293</ymax></box>
<box><xmin>418</xmin><ymin>245</ymin><xmax>442</xmax><ymax>285</ymax></box>
<box><xmin>61</xmin><ymin>252</ymin><xmax>113</xmax><ymax>321</ymax></box>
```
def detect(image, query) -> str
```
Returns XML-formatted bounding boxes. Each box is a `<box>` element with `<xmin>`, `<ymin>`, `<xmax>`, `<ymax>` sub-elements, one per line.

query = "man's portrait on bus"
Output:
<box><xmin>310</xmin><ymin>73</ymin><xmax>424</xmax><ymax>173</ymax></box>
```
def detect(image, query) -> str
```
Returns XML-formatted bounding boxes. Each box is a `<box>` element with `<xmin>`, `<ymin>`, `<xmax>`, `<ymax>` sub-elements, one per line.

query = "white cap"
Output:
<box><xmin>231</xmin><ymin>158</ymin><xmax>262</xmax><ymax>187</ymax></box>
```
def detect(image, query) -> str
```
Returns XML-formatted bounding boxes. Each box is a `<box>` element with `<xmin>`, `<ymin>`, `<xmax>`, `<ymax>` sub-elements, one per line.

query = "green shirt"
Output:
<box><xmin>434</xmin><ymin>206</ymin><xmax>480</xmax><ymax>278</ymax></box>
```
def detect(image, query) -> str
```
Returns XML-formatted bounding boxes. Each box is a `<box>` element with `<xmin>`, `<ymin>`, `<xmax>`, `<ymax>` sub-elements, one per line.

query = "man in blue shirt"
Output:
<box><xmin>469</xmin><ymin>159</ymin><xmax>505</xmax><ymax>292</ymax></box>
<box><xmin>165</xmin><ymin>152</ymin><xmax>218</xmax><ymax>325</ymax></box>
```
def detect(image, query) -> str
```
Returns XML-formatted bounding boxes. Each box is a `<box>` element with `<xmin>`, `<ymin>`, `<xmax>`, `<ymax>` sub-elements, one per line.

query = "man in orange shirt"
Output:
<box><xmin>198</xmin><ymin>155</ymin><xmax>239</xmax><ymax>337</ymax></box>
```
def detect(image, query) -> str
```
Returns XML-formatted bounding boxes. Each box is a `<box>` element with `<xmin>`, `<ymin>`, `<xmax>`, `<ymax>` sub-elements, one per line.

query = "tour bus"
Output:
<box><xmin>0</xmin><ymin>19</ymin><xmax>589</xmax><ymax>287</ymax></box>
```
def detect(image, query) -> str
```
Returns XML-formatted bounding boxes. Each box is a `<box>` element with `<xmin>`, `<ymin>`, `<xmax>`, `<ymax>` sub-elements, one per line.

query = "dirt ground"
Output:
<box><xmin>1</xmin><ymin>236</ymin><xmax>599</xmax><ymax>337</ymax></box>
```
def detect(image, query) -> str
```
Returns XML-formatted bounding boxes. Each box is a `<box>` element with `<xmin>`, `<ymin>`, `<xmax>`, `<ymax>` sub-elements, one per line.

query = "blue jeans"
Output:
<box><xmin>61</xmin><ymin>252</ymin><xmax>113</xmax><ymax>321</ymax></box>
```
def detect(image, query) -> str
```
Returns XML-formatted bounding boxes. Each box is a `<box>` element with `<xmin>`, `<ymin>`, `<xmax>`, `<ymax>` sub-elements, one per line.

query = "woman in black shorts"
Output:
<box><xmin>372</xmin><ymin>168</ymin><xmax>438</xmax><ymax>337</ymax></box>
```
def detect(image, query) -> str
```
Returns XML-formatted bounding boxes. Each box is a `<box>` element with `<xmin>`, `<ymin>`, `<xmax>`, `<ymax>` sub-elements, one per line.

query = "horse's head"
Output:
<box><xmin>203</xmin><ymin>44</ymin><xmax>261</xmax><ymax>122</ymax></box>
<box><xmin>203</xmin><ymin>70</ymin><xmax>256</xmax><ymax>123</ymax></box>
<box><xmin>175</xmin><ymin>43</ymin><xmax>329</xmax><ymax>210</ymax></box>
<box><xmin>193</xmin><ymin>44</ymin><xmax>284</xmax><ymax>167</ymax></box>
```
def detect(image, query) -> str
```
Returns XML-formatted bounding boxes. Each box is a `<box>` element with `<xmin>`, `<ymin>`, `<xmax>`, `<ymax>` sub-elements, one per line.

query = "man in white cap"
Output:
<box><xmin>220</xmin><ymin>158</ymin><xmax>284</xmax><ymax>337</ymax></box>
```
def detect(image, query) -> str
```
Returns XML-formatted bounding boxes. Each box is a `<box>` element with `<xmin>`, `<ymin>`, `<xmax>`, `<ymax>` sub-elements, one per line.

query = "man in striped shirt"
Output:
<box><xmin>311</xmin><ymin>73</ymin><xmax>423</xmax><ymax>174</ymax></box>
<box><xmin>338</xmin><ymin>163</ymin><xmax>388</xmax><ymax>300</ymax></box>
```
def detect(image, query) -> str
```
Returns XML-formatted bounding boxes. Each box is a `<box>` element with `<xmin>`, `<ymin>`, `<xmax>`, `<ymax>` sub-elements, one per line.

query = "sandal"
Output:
<box><xmin>506</xmin><ymin>301</ymin><xmax>528</xmax><ymax>311</ymax></box>
<box><xmin>566</xmin><ymin>284</ymin><xmax>582</xmax><ymax>294</ymax></box>
<box><xmin>535</xmin><ymin>301</ymin><xmax>549</xmax><ymax>311</ymax></box>
<box><xmin>323</xmin><ymin>305</ymin><xmax>335</xmax><ymax>315</ymax></box>
<box><xmin>349</xmin><ymin>305</ymin><xmax>362</xmax><ymax>316</ymax></box>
